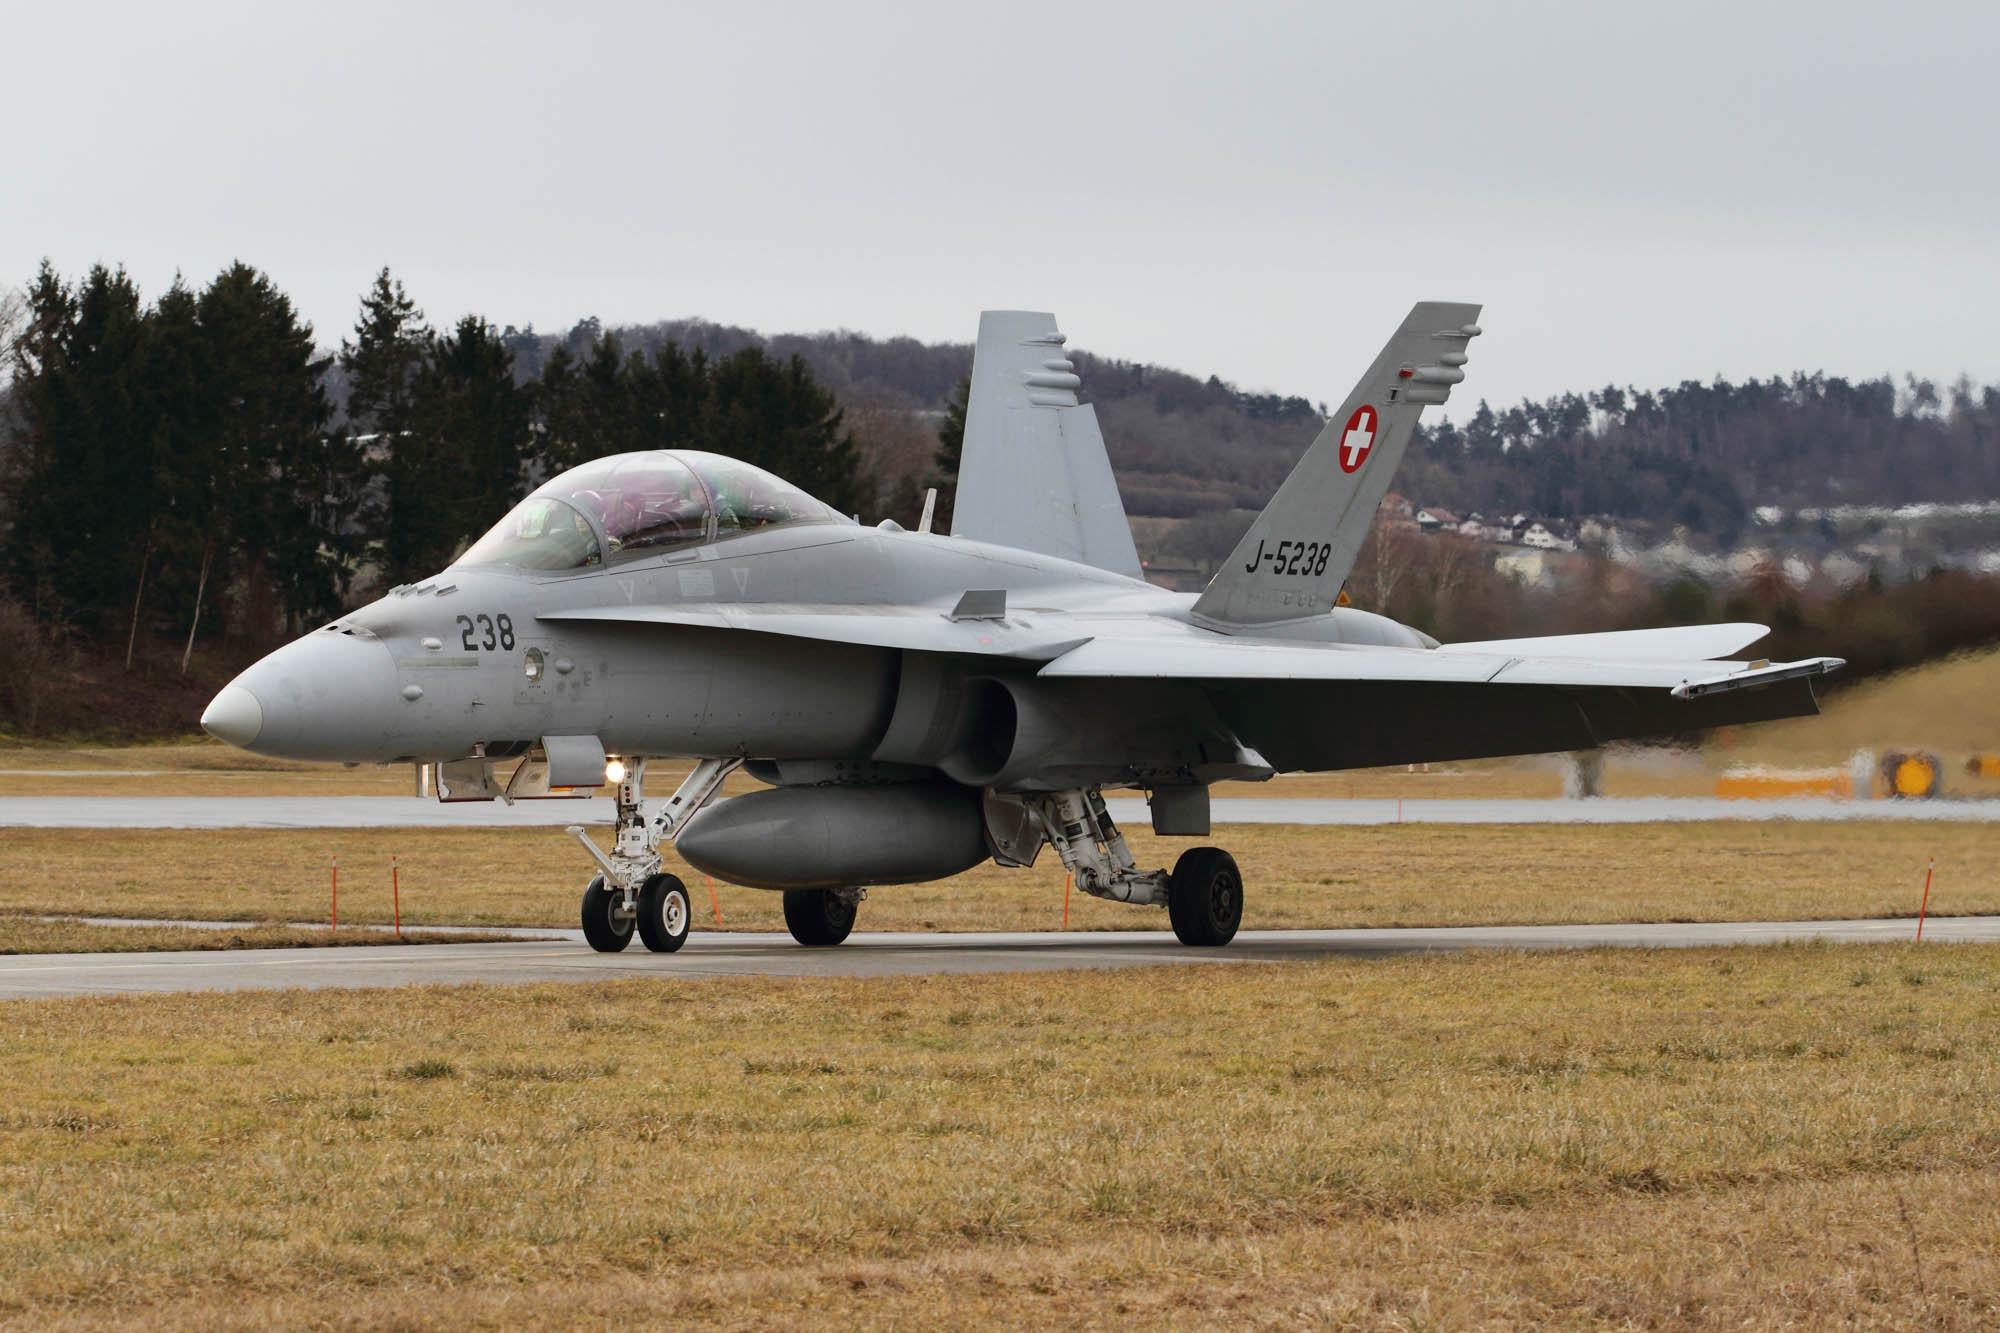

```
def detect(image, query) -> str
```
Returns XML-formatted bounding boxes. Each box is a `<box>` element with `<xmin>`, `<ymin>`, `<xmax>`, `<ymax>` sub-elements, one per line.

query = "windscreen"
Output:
<box><xmin>455</xmin><ymin>495</ymin><xmax>604</xmax><ymax>570</ymax></box>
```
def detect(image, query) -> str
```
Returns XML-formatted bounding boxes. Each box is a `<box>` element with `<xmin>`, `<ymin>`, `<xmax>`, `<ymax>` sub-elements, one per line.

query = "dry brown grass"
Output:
<box><xmin>0</xmin><ymin>820</ymin><xmax>1989</xmax><ymax>934</ymax></box>
<box><xmin>0</xmin><ymin>918</ymin><xmax>541</xmax><ymax>954</ymax></box>
<box><xmin>28</xmin><ymin>1175</ymin><xmax>1997</xmax><ymax>1330</ymax></box>
<box><xmin>1</xmin><ymin>944</ymin><xmax>1996</xmax><ymax>1328</ymax></box>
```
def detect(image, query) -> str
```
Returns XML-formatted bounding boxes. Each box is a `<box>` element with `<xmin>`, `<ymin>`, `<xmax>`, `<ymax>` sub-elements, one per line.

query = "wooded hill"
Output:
<box><xmin>537</xmin><ymin>315</ymin><xmax>2000</xmax><ymax>548</ymax></box>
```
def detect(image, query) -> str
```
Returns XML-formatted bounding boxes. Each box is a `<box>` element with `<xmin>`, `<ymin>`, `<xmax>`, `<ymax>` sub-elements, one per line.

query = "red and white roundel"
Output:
<box><xmin>1338</xmin><ymin>405</ymin><xmax>1378</xmax><ymax>473</ymax></box>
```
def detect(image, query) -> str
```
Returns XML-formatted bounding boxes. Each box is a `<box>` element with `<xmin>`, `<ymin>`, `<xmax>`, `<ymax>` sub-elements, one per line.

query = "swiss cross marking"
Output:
<box><xmin>1339</xmin><ymin>405</ymin><xmax>1378</xmax><ymax>473</ymax></box>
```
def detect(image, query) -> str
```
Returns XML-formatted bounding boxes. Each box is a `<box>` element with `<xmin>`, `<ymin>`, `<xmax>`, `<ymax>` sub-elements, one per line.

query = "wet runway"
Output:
<box><xmin>5</xmin><ymin>795</ymin><xmax>1998</xmax><ymax>829</ymax></box>
<box><xmin>2</xmin><ymin>916</ymin><xmax>1988</xmax><ymax>999</ymax></box>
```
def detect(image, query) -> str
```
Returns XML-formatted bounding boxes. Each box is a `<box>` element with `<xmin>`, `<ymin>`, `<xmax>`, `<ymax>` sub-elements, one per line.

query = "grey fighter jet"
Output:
<box><xmin>201</xmin><ymin>303</ymin><xmax>1842</xmax><ymax>952</ymax></box>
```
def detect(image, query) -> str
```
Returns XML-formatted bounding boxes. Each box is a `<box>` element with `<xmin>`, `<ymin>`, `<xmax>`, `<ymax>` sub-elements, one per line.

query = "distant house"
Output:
<box><xmin>1415</xmin><ymin>506</ymin><xmax>1460</xmax><ymax>532</ymax></box>
<box><xmin>1514</xmin><ymin>519</ymin><xmax>1577</xmax><ymax>552</ymax></box>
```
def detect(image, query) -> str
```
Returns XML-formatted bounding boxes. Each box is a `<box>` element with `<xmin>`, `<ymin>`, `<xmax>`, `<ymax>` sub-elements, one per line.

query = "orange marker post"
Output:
<box><xmin>392</xmin><ymin>855</ymin><xmax>402</xmax><ymax>939</ymax></box>
<box><xmin>706</xmin><ymin>874</ymin><xmax>722</xmax><ymax>927</ymax></box>
<box><xmin>1917</xmin><ymin>857</ymin><xmax>1935</xmax><ymax>941</ymax></box>
<box><xmin>330</xmin><ymin>855</ymin><xmax>338</xmax><ymax>931</ymax></box>
<box><xmin>1063</xmin><ymin>873</ymin><xmax>1072</xmax><ymax>929</ymax></box>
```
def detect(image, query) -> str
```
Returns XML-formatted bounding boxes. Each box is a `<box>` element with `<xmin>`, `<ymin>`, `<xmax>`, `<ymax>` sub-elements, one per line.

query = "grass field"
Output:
<box><xmin>1</xmin><ymin>944</ymin><xmax>1995</xmax><ymax>1328</ymax></box>
<box><xmin>0</xmin><ymin>819</ymin><xmax>1987</xmax><ymax>935</ymax></box>
<box><xmin>1728</xmin><ymin>644</ymin><xmax>2000</xmax><ymax>767</ymax></box>
<box><xmin>0</xmin><ymin>919</ymin><xmax>542</xmax><ymax>955</ymax></box>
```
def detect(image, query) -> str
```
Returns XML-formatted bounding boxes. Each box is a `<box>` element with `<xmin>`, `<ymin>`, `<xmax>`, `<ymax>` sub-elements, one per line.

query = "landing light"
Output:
<box><xmin>605</xmin><ymin>759</ymin><xmax>627</xmax><ymax>785</ymax></box>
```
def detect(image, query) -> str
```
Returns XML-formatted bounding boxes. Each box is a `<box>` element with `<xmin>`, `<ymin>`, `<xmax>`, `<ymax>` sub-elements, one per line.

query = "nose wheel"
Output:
<box><xmin>580</xmin><ymin>875</ymin><xmax>634</xmax><ymax>952</ymax></box>
<box><xmin>636</xmin><ymin>874</ymin><xmax>691</xmax><ymax>953</ymax></box>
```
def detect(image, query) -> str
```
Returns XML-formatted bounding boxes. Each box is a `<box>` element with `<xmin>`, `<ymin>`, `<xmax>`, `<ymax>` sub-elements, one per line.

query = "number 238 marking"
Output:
<box><xmin>457</xmin><ymin>613</ymin><xmax>516</xmax><ymax>651</ymax></box>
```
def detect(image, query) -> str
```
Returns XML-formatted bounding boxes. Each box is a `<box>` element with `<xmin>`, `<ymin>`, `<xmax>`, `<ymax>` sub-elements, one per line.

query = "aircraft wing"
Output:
<box><xmin>1037</xmin><ymin>635</ymin><xmax>1843</xmax><ymax>696</ymax></box>
<box><xmin>537</xmin><ymin>604</ymin><xmax>1090</xmax><ymax>660</ymax></box>
<box><xmin>1038</xmin><ymin>630</ymin><xmax>1844</xmax><ymax>769</ymax></box>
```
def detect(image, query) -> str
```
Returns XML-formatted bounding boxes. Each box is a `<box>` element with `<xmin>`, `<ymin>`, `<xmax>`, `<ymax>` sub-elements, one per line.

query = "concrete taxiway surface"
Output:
<box><xmin>2</xmin><ymin>917</ymin><xmax>1988</xmax><ymax>999</ymax></box>
<box><xmin>5</xmin><ymin>795</ymin><xmax>1999</xmax><ymax>829</ymax></box>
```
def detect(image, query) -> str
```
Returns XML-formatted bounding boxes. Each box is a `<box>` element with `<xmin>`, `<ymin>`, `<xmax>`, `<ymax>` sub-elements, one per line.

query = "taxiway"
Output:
<box><xmin>4</xmin><ymin>795</ymin><xmax>1998</xmax><ymax>829</ymax></box>
<box><xmin>2</xmin><ymin>916</ymin><xmax>1987</xmax><ymax>999</ymax></box>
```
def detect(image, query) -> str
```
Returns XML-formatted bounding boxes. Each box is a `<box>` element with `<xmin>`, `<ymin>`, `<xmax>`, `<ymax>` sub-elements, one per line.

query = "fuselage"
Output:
<box><xmin>202</xmin><ymin>502</ymin><xmax>1427</xmax><ymax>771</ymax></box>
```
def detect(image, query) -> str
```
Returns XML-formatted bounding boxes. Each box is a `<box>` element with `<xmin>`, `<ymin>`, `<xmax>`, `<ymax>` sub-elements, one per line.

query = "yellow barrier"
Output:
<box><xmin>1715</xmin><ymin>770</ymin><xmax>1855</xmax><ymax>800</ymax></box>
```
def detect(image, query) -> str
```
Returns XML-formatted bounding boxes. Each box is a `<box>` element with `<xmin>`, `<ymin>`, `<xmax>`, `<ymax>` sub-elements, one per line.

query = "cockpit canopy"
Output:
<box><xmin>455</xmin><ymin>451</ymin><xmax>846</xmax><ymax>572</ymax></box>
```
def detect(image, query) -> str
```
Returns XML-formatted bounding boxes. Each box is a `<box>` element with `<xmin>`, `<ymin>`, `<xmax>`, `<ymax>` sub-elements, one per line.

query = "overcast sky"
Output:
<box><xmin>11</xmin><ymin>0</ymin><xmax>1996</xmax><ymax>414</ymax></box>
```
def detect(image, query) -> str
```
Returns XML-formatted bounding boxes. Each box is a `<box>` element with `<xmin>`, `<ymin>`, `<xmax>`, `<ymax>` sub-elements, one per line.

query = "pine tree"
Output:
<box><xmin>194</xmin><ymin>262</ymin><xmax>343</xmax><ymax>644</ymax></box>
<box><xmin>340</xmin><ymin>269</ymin><xmax>433</xmax><ymax>585</ymax></box>
<box><xmin>4</xmin><ymin>264</ymin><xmax>153</xmax><ymax>631</ymax></box>
<box><xmin>418</xmin><ymin>316</ymin><xmax>531</xmax><ymax>560</ymax></box>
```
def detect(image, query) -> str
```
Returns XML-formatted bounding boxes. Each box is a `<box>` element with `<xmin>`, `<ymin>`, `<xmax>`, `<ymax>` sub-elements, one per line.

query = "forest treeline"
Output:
<box><xmin>0</xmin><ymin>263</ymin><xmax>870</xmax><ymax>655</ymax></box>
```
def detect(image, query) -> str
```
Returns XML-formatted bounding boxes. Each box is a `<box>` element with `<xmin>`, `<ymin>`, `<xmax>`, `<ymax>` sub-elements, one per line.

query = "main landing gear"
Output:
<box><xmin>568</xmin><ymin>756</ymin><xmax>737</xmax><ymax>954</ymax></box>
<box><xmin>1021</xmin><ymin>788</ymin><xmax>1243</xmax><ymax>947</ymax></box>
<box><xmin>781</xmin><ymin>887</ymin><xmax>863</xmax><ymax>947</ymax></box>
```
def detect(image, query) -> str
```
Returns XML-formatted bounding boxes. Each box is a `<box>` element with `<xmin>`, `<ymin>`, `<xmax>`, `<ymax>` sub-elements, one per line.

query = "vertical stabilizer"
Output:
<box><xmin>1191</xmin><ymin>301</ymin><xmax>1482</xmax><ymax>628</ymax></box>
<box><xmin>952</xmin><ymin>311</ymin><xmax>1144</xmax><ymax>580</ymax></box>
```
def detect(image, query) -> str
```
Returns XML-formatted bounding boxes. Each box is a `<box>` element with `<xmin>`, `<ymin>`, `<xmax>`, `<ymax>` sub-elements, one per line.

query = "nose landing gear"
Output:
<box><xmin>569</xmin><ymin>756</ymin><xmax>737</xmax><ymax>954</ymax></box>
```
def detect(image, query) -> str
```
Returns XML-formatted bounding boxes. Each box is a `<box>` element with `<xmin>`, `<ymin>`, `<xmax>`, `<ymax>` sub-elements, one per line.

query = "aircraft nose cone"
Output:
<box><xmin>200</xmin><ymin>685</ymin><xmax>264</xmax><ymax>748</ymax></box>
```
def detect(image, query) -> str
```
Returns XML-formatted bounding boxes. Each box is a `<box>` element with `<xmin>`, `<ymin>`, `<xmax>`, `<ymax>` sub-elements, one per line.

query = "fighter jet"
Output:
<box><xmin>201</xmin><ymin>302</ymin><xmax>1842</xmax><ymax>952</ymax></box>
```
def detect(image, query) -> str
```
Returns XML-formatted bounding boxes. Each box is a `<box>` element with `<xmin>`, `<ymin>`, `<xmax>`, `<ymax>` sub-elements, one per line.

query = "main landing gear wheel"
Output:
<box><xmin>1168</xmin><ymin>847</ymin><xmax>1242</xmax><ymax>947</ymax></box>
<box><xmin>636</xmin><ymin>873</ymin><xmax>692</xmax><ymax>953</ymax></box>
<box><xmin>782</xmin><ymin>888</ymin><xmax>857</xmax><ymax>947</ymax></box>
<box><xmin>580</xmin><ymin>875</ymin><xmax>634</xmax><ymax>953</ymax></box>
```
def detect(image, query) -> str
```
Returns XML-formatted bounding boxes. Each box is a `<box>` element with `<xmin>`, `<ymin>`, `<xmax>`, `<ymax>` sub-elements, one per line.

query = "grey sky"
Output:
<box><xmin>11</xmin><ymin>0</ymin><xmax>1996</xmax><ymax>414</ymax></box>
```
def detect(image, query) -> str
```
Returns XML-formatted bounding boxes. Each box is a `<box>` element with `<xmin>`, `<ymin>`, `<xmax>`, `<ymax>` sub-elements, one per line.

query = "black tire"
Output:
<box><xmin>1167</xmin><ymin>847</ymin><xmax>1242</xmax><ymax>947</ymax></box>
<box><xmin>580</xmin><ymin>875</ymin><xmax>634</xmax><ymax>953</ymax></box>
<box><xmin>636</xmin><ymin>873</ymin><xmax>692</xmax><ymax>953</ymax></box>
<box><xmin>782</xmin><ymin>888</ymin><xmax>857</xmax><ymax>947</ymax></box>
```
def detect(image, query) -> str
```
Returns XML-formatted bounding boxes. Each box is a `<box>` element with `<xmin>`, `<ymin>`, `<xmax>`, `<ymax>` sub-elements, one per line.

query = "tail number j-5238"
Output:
<box><xmin>456</xmin><ymin>613</ymin><xmax>516</xmax><ymax>651</ymax></box>
<box><xmin>1243</xmin><ymin>538</ymin><xmax>1331</xmax><ymax>576</ymax></box>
